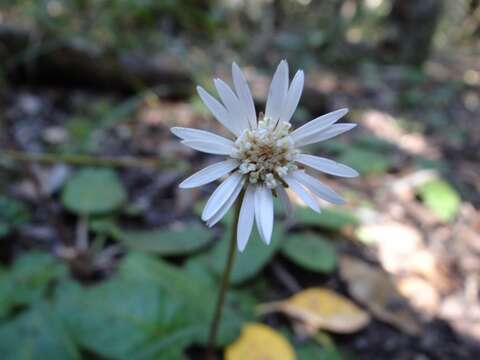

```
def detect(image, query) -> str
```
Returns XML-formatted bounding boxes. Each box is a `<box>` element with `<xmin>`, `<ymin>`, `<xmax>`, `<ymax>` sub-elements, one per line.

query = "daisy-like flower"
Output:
<box><xmin>171</xmin><ymin>60</ymin><xmax>358</xmax><ymax>252</ymax></box>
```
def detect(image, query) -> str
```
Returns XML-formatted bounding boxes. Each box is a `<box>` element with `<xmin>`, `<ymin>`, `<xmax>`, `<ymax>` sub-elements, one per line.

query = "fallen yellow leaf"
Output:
<box><xmin>225</xmin><ymin>323</ymin><xmax>296</xmax><ymax>360</ymax></box>
<box><xmin>258</xmin><ymin>288</ymin><xmax>370</xmax><ymax>334</ymax></box>
<box><xmin>283</xmin><ymin>288</ymin><xmax>370</xmax><ymax>333</ymax></box>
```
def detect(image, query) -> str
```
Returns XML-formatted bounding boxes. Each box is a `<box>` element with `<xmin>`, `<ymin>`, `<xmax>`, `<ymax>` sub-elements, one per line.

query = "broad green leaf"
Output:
<box><xmin>337</xmin><ymin>148</ymin><xmax>391</xmax><ymax>175</ymax></box>
<box><xmin>55</xmin><ymin>279</ymin><xmax>197</xmax><ymax>360</ymax></box>
<box><xmin>0</xmin><ymin>195</ymin><xmax>30</xmax><ymax>237</ymax></box>
<box><xmin>197</xmin><ymin>225</ymin><xmax>283</xmax><ymax>285</ymax></box>
<box><xmin>0</xmin><ymin>302</ymin><xmax>79</xmax><ymax>360</ymax></box>
<box><xmin>297</xmin><ymin>344</ymin><xmax>344</xmax><ymax>360</ymax></box>
<box><xmin>117</xmin><ymin>224</ymin><xmax>213</xmax><ymax>255</ymax></box>
<box><xmin>61</xmin><ymin>168</ymin><xmax>127</xmax><ymax>215</ymax></box>
<box><xmin>296</xmin><ymin>207</ymin><xmax>358</xmax><ymax>230</ymax></box>
<box><xmin>120</xmin><ymin>253</ymin><xmax>246</xmax><ymax>346</ymax></box>
<box><xmin>0</xmin><ymin>252</ymin><xmax>67</xmax><ymax>317</ymax></box>
<box><xmin>183</xmin><ymin>257</ymin><xmax>216</xmax><ymax>287</ymax></box>
<box><xmin>281</xmin><ymin>233</ymin><xmax>336</xmax><ymax>273</ymax></box>
<box><xmin>417</xmin><ymin>179</ymin><xmax>460</xmax><ymax>221</ymax></box>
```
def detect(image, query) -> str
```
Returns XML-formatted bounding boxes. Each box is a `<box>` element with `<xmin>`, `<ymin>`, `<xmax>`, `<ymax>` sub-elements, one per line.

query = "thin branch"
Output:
<box><xmin>0</xmin><ymin>149</ymin><xmax>181</xmax><ymax>169</ymax></box>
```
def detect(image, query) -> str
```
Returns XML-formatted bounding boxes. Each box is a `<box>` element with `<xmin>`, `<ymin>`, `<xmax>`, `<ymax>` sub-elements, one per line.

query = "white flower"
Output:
<box><xmin>171</xmin><ymin>60</ymin><xmax>358</xmax><ymax>252</ymax></box>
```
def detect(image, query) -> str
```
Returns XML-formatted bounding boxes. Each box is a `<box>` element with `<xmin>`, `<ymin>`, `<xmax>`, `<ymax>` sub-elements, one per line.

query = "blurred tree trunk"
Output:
<box><xmin>381</xmin><ymin>0</ymin><xmax>444</xmax><ymax>66</ymax></box>
<box><xmin>0</xmin><ymin>25</ymin><xmax>193</xmax><ymax>97</ymax></box>
<box><xmin>467</xmin><ymin>0</ymin><xmax>480</xmax><ymax>36</ymax></box>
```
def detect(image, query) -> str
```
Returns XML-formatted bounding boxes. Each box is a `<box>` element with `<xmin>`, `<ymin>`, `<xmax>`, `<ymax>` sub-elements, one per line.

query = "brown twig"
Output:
<box><xmin>0</xmin><ymin>149</ymin><xmax>182</xmax><ymax>169</ymax></box>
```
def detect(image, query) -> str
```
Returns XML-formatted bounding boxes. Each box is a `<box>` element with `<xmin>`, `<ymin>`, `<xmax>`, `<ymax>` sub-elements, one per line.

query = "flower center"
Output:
<box><xmin>231</xmin><ymin>117</ymin><xmax>298</xmax><ymax>188</ymax></box>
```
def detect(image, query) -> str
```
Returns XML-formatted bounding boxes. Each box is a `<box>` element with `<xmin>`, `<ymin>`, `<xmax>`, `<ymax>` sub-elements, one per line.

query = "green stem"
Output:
<box><xmin>0</xmin><ymin>149</ymin><xmax>180</xmax><ymax>169</ymax></box>
<box><xmin>206</xmin><ymin>192</ymin><xmax>243</xmax><ymax>359</ymax></box>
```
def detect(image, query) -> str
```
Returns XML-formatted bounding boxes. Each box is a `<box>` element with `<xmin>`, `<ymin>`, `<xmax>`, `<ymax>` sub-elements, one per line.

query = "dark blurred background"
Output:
<box><xmin>0</xmin><ymin>1</ymin><xmax>479</xmax><ymax>359</ymax></box>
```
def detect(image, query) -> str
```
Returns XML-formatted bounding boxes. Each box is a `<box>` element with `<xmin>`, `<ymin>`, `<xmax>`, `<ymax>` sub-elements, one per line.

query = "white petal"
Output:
<box><xmin>197</xmin><ymin>86</ymin><xmax>239</xmax><ymax>136</ymax></box>
<box><xmin>181</xmin><ymin>140</ymin><xmax>235</xmax><ymax>155</ymax></box>
<box><xmin>283</xmin><ymin>175</ymin><xmax>320</xmax><ymax>213</ymax></box>
<box><xmin>232</xmin><ymin>63</ymin><xmax>257</xmax><ymax>129</ymax></box>
<box><xmin>237</xmin><ymin>185</ymin><xmax>255</xmax><ymax>252</ymax></box>
<box><xmin>206</xmin><ymin>176</ymin><xmax>245</xmax><ymax>227</ymax></box>
<box><xmin>171</xmin><ymin>127</ymin><xmax>234</xmax><ymax>147</ymax></box>
<box><xmin>202</xmin><ymin>172</ymin><xmax>244</xmax><ymax>221</ymax></box>
<box><xmin>214</xmin><ymin>79</ymin><xmax>250</xmax><ymax>133</ymax></box>
<box><xmin>254</xmin><ymin>186</ymin><xmax>274</xmax><ymax>245</ymax></box>
<box><xmin>179</xmin><ymin>159</ymin><xmax>239</xmax><ymax>189</ymax></box>
<box><xmin>295</xmin><ymin>123</ymin><xmax>357</xmax><ymax>147</ymax></box>
<box><xmin>295</xmin><ymin>154</ymin><xmax>359</xmax><ymax>178</ymax></box>
<box><xmin>291</xmin><ymin>108</ymin><xmax>348</xmax><ymax>144</ymax></box>
<box><xmin>279</xmin><ymin>70</ymin><xmax>304</xmax><ymax>123</ymax></box>
<box><xmin>277</xmin><ymin>186</ymin><xmax>293</xmax><ymax>219</ymax></box>
<box><xmin>265</xmin><ymin>60</ymin><xmax>289</xmax><ymax>123</ymax></box>
<box><xmin>292</xmin><ymin>170</ymin><xmax>346</xmax><ymax>205</ymax></box>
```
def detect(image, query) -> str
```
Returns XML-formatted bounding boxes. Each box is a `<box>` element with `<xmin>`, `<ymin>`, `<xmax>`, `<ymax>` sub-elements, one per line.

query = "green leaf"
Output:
<box><xmin>417</xmin><ymin>179</ymin><xmax>461</xmax><ymax>221</ymax></box>
<box><xmin>337</xmin><ymin>148</ymin><xmax>392</xmax><ymax>175</ymax></box>
<box><xmin>281</xmin><ymin>233</ymin><xmax>336</xmax><ymax>273</ymax></box>
<box><xmin>116</xmin><ymin>224</ymin><xmax>213</xmax><ymax>255</ymax></box>
<box><xmin>197</xmin><ymin>224</ymin><xmax>283</xmax><ymax>285</ymax></box>
<box><xmin>355</xmin><ymin>135</ymin><xmax>394</xmax><ymax>152</ymax></box>
<box><xmin>89</xmin><ymin>216</ymin><xmax>122</xmax><ymax>236</ymax></box>
<box><xmin>0</xmin><ymin>252</ymin><xmax>67</xmax><ymax>317</ymax></box>
<box><xmin>297</xmin><ymin>344</ymin><xmax>344</xmax><ymax>360</ymax></box>
<box><xmin>296</xmin><ymin>207</ymin><xmax>358</xmax><ymax>230</ymax></box>
<box><xmin>119</xmin><ymin>253</ymin><xmax>246</xmax><ymax>346</ymax></box>
<box><xmin>55</xmin><ymin>279</ymin><xmax>197</xmax><ymax>360</ymax></box>
<box><xmin>0</xmin><ymin>195</ymin><xmax>30</xmax><ymax>237</ymax></box>
<box><xmin>0</xmin><ymin>303</ymin><xmax>79</xmax><ymax>360</ymax></box>
<box><xmin>183</xmin><ymin>258</ymin><xmax>216</xmax><ymax>287</ymax></box>
<box><xmin>61</xmin><ymin>168</ymin><xmax>127</xmax><ymax>215</ymax></box>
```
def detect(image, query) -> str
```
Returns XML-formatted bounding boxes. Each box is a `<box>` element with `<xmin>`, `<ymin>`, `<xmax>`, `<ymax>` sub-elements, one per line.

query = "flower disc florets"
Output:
<box><xmin>231</xmin><ymin>116</ymin><xmax>299</xmax><ymax>189</ymax></box>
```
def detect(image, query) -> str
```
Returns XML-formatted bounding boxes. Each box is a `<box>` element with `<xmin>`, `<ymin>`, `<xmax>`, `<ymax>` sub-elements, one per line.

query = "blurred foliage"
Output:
<box><xmin>0</xmin><ymin>252</ymin><xmax>67</xmax><ymax>318</ymax></box>
<box><xmin>61</xmin><ymin>168</ymin><xmax>127</xmax><ymax>215</ymax></box>
<box><xmin>190</xmin><ymin>224</ymin><xmax>283</xmax><ymax>285</ymax></box>
<box><xmin>2</xmin><ymin>0</ymin><xmax>478</xmax><ymax>69</ymax></box>
<box><xmin>113</xmin><ymin>223</ymin><xmax>214</xmax><ymax>255</ymax></box>
<box><xmin>281</xmin><ymin>233</ymin><xmax>337</xmax><ymax>273</ymax></box>
<box><xmin>0</xmin><ymin>195</ymin><xmax>30</xmax><ymax>238</ymax></box>
<box><xmin>297</xmin><ymin>344</ymin><xmax>344</xmax><ymax>360</ymax></box>
<box><xmin>0</xmin><ymin>251</ymin><xmax>249</xmax><ymax>359</ymax></box>
<box><xmin>295</xmin><ymin>207</ymin><xmax>358</xmax><ymax>231</ymax></box>
<box><xmin>417</xmin><ymin>179</ymin><xmax>461</xmax><ymax>222</ymax></box>
<box><xmin>338</xmin><ymin>148</ymin><xmax>392</xmax><ymax>176</ymax></box>
<box><xmin>2</xmin><ymin>0</ymin><xmax>219</xmax><ymax>51</ymax></box>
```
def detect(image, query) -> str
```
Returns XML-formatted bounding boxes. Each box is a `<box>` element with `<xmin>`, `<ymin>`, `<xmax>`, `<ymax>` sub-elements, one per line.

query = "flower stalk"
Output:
<box><xmin>206</xmin><ymin>190</ymin><xmax>244</xmax><ymax>359</ymax></box>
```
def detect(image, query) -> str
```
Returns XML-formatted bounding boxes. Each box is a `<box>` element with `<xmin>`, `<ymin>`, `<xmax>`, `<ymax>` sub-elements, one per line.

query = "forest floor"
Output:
<box><xmin>1</xmin><ymin>47</ymin><xmax>480</xmax><ymax>359</ymax></box>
